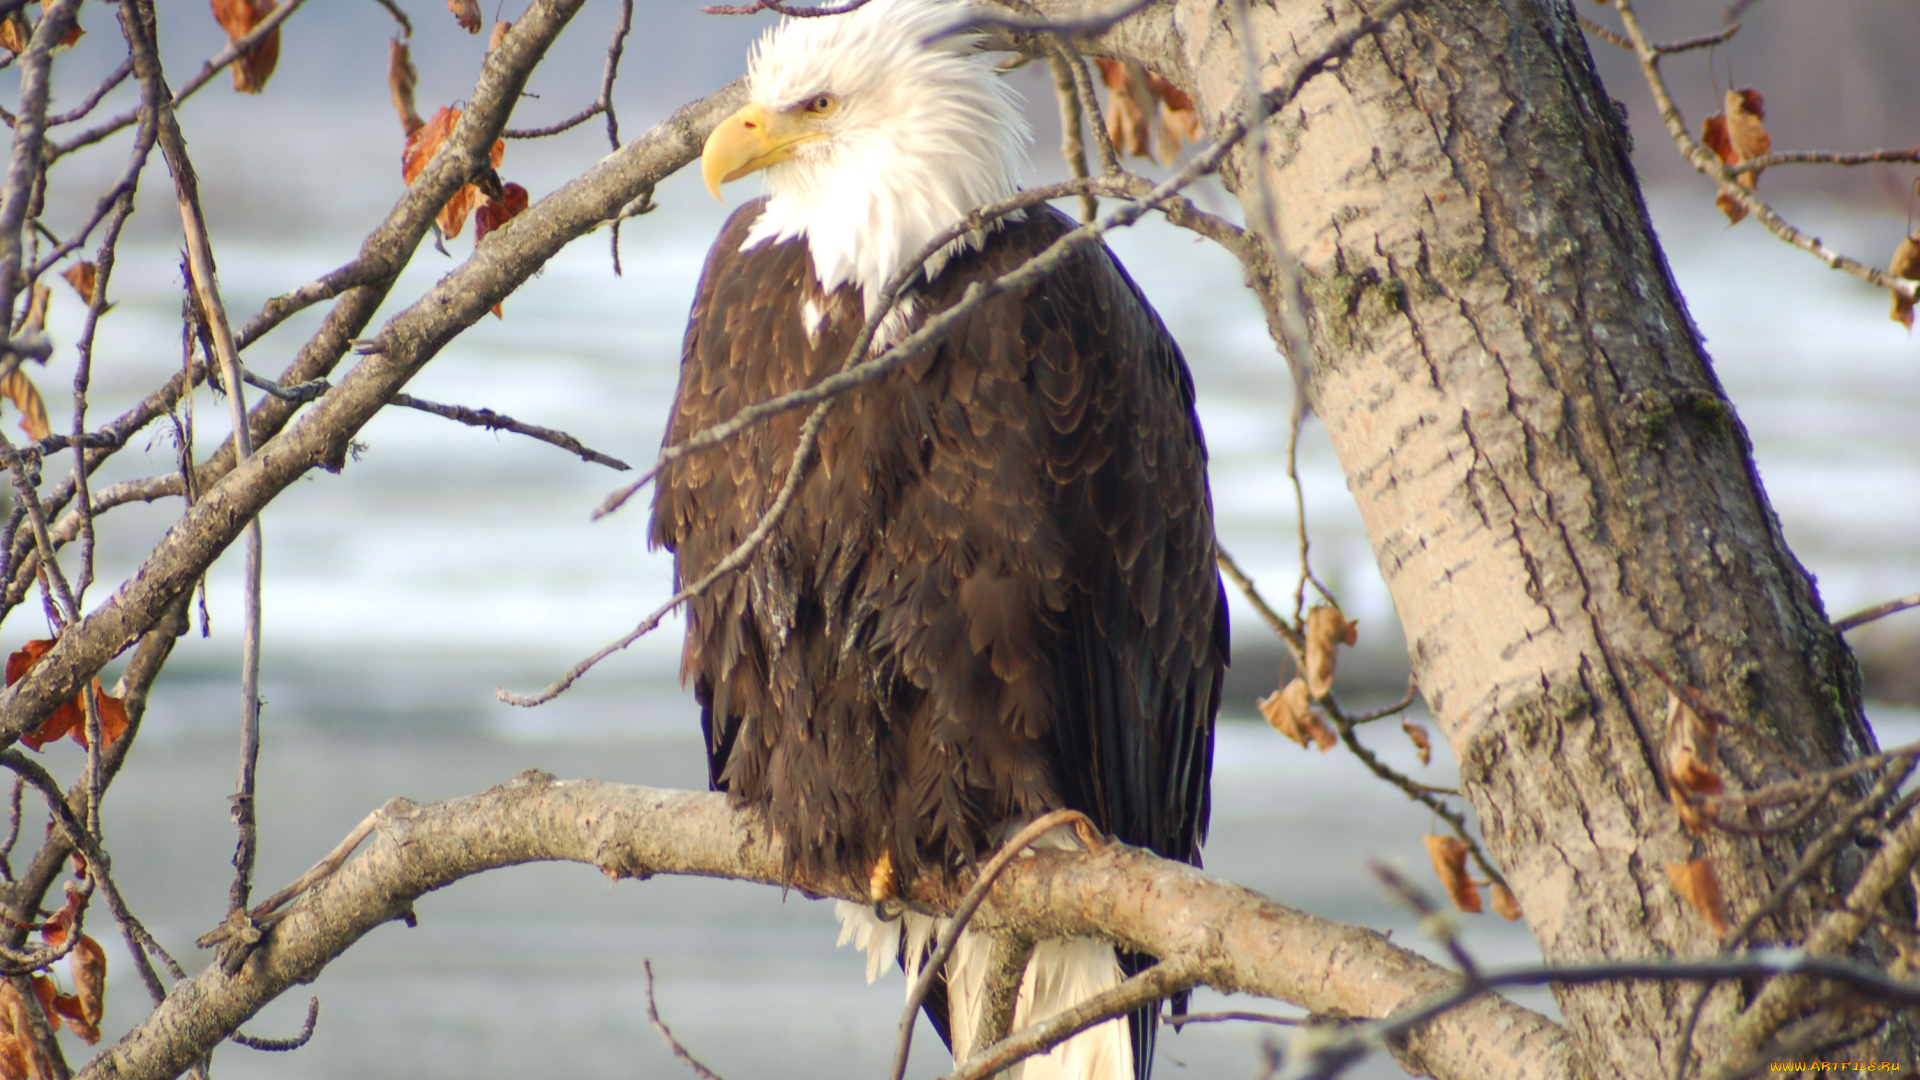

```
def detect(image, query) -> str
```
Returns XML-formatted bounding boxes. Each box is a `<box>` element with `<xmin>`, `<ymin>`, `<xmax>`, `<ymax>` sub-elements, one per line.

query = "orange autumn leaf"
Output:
<box><xmin>1422</xmin><ymin>833</ymin><xmax>1482</xmax><ymax>914</ymax></box>
<box><xmin>1489</xmin><ymin>881</ymin><xmax>1523</xmax><ymax>921</ymax></box>
<box><xmin>49</xmin><ymin>995</ymin><xmax>96</xmax><ymax>1046</ymax></box>
<box><xmin>0</xmin><ymin>8</ymin><xmax>80</xmax><ymax>54</ymax></box>
<box><xmin>1258</xmin><ymin>677</ymin><xmax>1337</xmax><ymax>752</ymax></box>
<box><xmin>1145</xmin><ymin>72</ymin><xmax>1201</xmax><ymax>159</ymax></box>
<box><xmin>389</xmin><ymin>38</ymin><xmax>422</xmax><ymax>136</ymax></box>
<box><xmin>1666</xmin><ymin>858</ymin><xmax>1730</xmax><ymax>936</ymax></box>
<box><xmin>1888</xmin><ymin>232</ymin><xmax>1920</xmax><ymax>331</ymax></box>
<box><xmin>0</xmin><ymin>12</ymin><xmax>26</xmax><ymax>54</ymax></box>
<box><xmin>28</xmin><ymin>977</ymin><xmax>56</xmax><ymax>1034</ymax></box>
<box><xmin>448</xmin><ymin>0</ymin><xmax>482</xmax><ymax>33</ymax></box>
<box><xmin>476</xmin><ymin>182</ymin><xmax>530</xmax><ymax>317</ymax></box>
<box><xmin>19</xmin><ymin>282</ymin><xmax>49</xmax><ymax>333</ymax></box>
<box><xmin>0</xmin><ymin>370</ymin><xmax>49</xmax><ymax>442</ymax></box>
<box><xmin>5</xmin><ymin>640</ymin><xmax>133</xmax><ymax>752</ymax></box>
<box><xmin>1723</xmin><ymin>89</ymin><xmax>1770</xmax><ymax>178</ymax></box>
<box><xmin>437</xmin><ymin>185</ymin><xmax>486</xmax><ymax>239</ymax></box>
<box><xmin>1700</xmin><ymin>89</ymin><xmax>1770</xmax><ymax>224</ymax></box>
<box><xmin>1093</xmin><ymin>59</ymin><xmax>1199</xmax><ymax>164</ymax></box>
<box><xmin>475</xmin><ymin>182</ymin><xmax>529</xmax><ymax>245</ymax></box>
<box><xmin>1402</xmin><ymin>718</ymin><xmax>1433</xmax><ymax>766</ymax></box>
<box><xmin>0</xmin><ymin>1034</ymin><xmax>26</xmax><ymax>1080</ymax></box>
<box><xmin>402</xmin><ymin>106</ymin><xmax>507</xmax><ymax>238</ymax></box>
<box><xmin>38</xmin><ymin>884</ymin><xmax>84</xmax><ymax>950</ymax></box>
<box><xmin>71</xmin><ymin>934</ymin><xmax>105</xmax><ymax>1027</ymax></box>
<box><xmin>209</xmin><ymin>0</ymin><xmax>280</xmax><ymax>94</ymax></box>
<box><xmin>1304</xmin><ymin>605</ymin><xmax>1358</xmax><ymax>698</ymax></box>
<box><xmin>59</xmin><ymin>262</ymin><xmax>97</xmax><ymax>305</ymax></box>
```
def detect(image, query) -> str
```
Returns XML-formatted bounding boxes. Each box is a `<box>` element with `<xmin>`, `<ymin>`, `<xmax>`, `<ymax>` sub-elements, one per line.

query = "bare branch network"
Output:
<box><xmin>0</xmin><ymin>0</ymin><xmax>1914</xmax><ymax>1078</ymax></box>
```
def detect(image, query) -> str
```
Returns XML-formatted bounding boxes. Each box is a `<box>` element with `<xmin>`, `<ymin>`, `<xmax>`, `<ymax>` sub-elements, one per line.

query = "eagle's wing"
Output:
<box><xmin>904</xmin><ymin>203</ymin><xmax>1228</xmax><ymax>866</ymax></box>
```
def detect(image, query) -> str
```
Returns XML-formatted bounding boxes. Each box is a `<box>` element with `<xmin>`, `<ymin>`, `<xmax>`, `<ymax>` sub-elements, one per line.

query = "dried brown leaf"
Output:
<box><xmin>1663</xmin><ymin>688</ymin><xmax>1722</xmax><ymax>833</ymax></box>
<box><xmin>27</xmin><ymin>977</ymin><xmax>55</xmax><ymax>1034</ymax></box>
<box><xmin>1724</xmin><ymin>88</ymin><xmax>1769</xmax><ymax>187</ymax></box>
<box><xmin>1666</xmin><ymin>858</ymin><xmax>1730</xmax><ymax>936</ymax></box>
<box><xmin>20</xmin><ymin>282</ymin><xmax>49</xmax><ymax>334</ymax></box>
<box><xmin>59</xmin><ymin>262</ymin><xmax>96</xmax><ymax>305</ymax></box>
<box><xmin>1700</xmin><ymin>114</ymin><xmax>1747</xmax><ymax>223</ymax></box>
<box><xmin>1146</xmin><ymin>72</ymin><xmax>1201</xmax><ymax>160</ymax></box>
<box><xmin>1105</xmin><ymin>61</ymin><xmax>1144</xmax><ymax>158</ymax></box>
<box><xmin>0</xmin><ymin>371</ymin><xmax>49</xmax><ymax>442</ymax></box>
<box><xmin>0</xmin><ymin>12</ymin><xmax>26</xmax><ymax>54</ymax></box>
<box><xmin>1258</xmin><ymin>677</ymin><xmax>1337</xmax><ymax>752</ymax></box>
<box><xmin>1304</xmin><ymin>605</ymin><xmax>1358</xmax><ymax>698</ymax></box>
<box><xmin>1489</xmin><ymin>881</ymin><xmax>1522</xmax><ymax>921</ymax></box>
<box><xmin>49</xmin><ymin>997</ymin><xmax>95</xmax><ymax>1046</ymax></box>
<box><xmin>1422</xmin><ymin>833</ymin><xmax>1482</xmax><ymax>914</ymax></box>
<box><xmin>388</xmin><ymin>38</ymin><xmax>422</xmax><ymax>136</ymax></box>
<box><xmin>0</xmin><ymin>984</ymin><xmax>47</xmax><ymax>1080</ymax></box>
<box><xmin>401</xmin><ymin>105</ymin><xmax>458</xmax><ymax>186</ymax></box>
<box><xmin>474</xmin><ymin>182</ymin><xmax>529</xmax><ymax>245</ymax></box>
<box><xmin>1700</xmin><ymin>112</ymin><xmax>1734</xmax><ymax>167</ymax></box>
<box><xmin>1401</xmin><ymin>718</ymin><xmax>1433</xmax><ymax>766</ymax></box>
<box><xmin>210</xmin><ymin>0</ymin><xmax>280</xmax><ymax>94</ymax></box>
<box><xmin>1889</xmin><ymin>233</ymin><xmax>1920</xmax><ymax>330</ymax></box>
<box><xmin>5</xmin><ymin>642</ymin><xmax>131</xmax><ymax>751</ymax></box>
<box><xmin>1712</xmin><ymin>190</ymin><xmax>1747</xmax><ymax>226</ymax></box>
<box><xmin>448</xmin><ymin>0</ymin><xmax>482</xmax><ymax>33</ymax></box>
<box><xmin>0</xmin><ymin>1034</ymin><xmax>26</xmax><ymax>1080</ymax></box>
<box><xmin>71</xmin><ymin>934</ymin><xmax>104</xmax><ymax>1027</ymax></box>
<box><xmin>402</xmin><ymin>107</ymin><xmax>506</xmax><ymax>238</ymax></box>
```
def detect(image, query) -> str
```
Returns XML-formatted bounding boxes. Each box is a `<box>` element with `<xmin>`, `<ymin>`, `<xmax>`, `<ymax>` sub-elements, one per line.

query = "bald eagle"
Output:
<box><xmin>649</xmin><ymin>2</ymin><xmax>1228</xmax><ymax>1077</ymax></box>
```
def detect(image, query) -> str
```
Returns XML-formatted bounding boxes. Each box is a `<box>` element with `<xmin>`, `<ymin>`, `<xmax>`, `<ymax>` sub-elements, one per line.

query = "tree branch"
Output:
<box><xmin>72</xmin><ymin>776</ymin><xmax>1582</xmax><ymax>1080</ymax></box>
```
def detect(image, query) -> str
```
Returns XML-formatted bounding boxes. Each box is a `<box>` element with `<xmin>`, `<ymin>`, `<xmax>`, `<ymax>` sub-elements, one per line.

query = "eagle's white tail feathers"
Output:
<box><xmin>834</xmin><ymin>902</ymin><xmax>1133</xmax><ymax>1080</ymax></box>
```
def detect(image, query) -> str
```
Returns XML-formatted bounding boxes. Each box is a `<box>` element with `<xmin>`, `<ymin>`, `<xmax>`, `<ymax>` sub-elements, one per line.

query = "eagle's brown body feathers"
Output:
<box><xmin>651</xmin><ymin>200</ymin><xmax>1227</xmax><ymax>891</ymax></box>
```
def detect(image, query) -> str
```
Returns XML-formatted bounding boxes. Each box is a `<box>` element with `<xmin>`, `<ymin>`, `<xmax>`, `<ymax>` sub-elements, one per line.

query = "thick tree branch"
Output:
<box><xmin>74</xmin><ymin>777</ymin><xmax>1581</xmax><ymax>1080</ymax></box>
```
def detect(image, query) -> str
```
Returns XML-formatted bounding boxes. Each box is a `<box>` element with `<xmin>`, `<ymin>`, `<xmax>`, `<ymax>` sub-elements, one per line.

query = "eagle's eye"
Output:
<box><xmin>804</xmin><ymin>94</ymin><xmax>838</xmax><ymax>116</ymax></box>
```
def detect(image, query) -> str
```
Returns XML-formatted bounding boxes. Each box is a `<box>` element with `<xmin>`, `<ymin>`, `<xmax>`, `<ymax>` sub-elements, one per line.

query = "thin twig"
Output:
<box><xmin>123</xmin><ymin>0</ymin><xmax>270</xmax><ymax>920</ymax></box>
<box><xmin>946</xmin><ymin>956</ymin><xmax>1206</xmax><ymax>1080</ymax></box>
<box><xmin>644</xmin><ymin>960</ymin><xmax>729</xmax><ymax>1080</ymax></box>
<box><xmin>389</xmin><ymin>393</ymin><xmax>630</xmax><ymax>470</ymax></box>
<box><xmin>1328</xmin><ymin>698</ymin><xmax>1505</xmax><ymax>889</ymax></box>
<box><xmin>956</xmin><ymin>0</ymin><xmax>1164</xmax><ymax>39</ymax></box>
<box><xmin>1348</xmin><ymin>677</ymin><xmax>1419</xmax><ymax>724</ymax></box>
<box><xmin>1835</xmin><ymin>592</ymin><xmax>1920</xmax><ymax>633</ymax></box>
<box><xmin>370</xmin><ymin>0</ymin><xmax>412</xmax><ymax>36</ymax></box>
<box><xmin>1050</xmin><ymin>53</ymin><xmax>1098</xmax><ymax>223</ymax></box>
<box><xmin>890</xmin><ymin>809</ymin><xmax>1104</xmax><ymax>1080</ymax></box>
<box><xmin>0</xmin><ymin>0</ymin><xmax>85</xmax><ymax>337</ymax></box>
<box><xmin>1671</xmin><ymin>755</ymin><xmax>1916</xmax><ymax>1080</ymax></box>
<box><xmin>1609</xmin><ymin>0</ymin><xmax>1918</xmax><ymax>303</ymax></box>
<box><xmin>1171</xmin><ymin>1009</ymin><xmax>1306</xmax><ymax>1026</ymax></box>
<box><xmin>230</xmin><ymin>996</ymin><xmax>319</xmax><ymax>1051</ymax></box>
<box><xmin>48</xmin><ymin>59</ymin><xmax>134</xmax><ymax>127</ymax></box>
<box><xmin>702</xmin><ymin>0</ymin><xmax>869</xmax><ymax>15</ymax></box>
<box><xmin>1289</xmin><ymin>950</ymin><xmax>1920</xmax><ymax>1080</ymax></box>
<box><xmin>1575</xmin><ymin>15</ymin><xmax>1739</xmax><ymax>55</ymax></box>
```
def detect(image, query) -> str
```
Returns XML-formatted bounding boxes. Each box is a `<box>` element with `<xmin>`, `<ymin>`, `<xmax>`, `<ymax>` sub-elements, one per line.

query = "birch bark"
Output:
<box><xmin>1076</xmin><ymin>0</ymin><xmax>1907</xmax><ymax>1072</ymax></box>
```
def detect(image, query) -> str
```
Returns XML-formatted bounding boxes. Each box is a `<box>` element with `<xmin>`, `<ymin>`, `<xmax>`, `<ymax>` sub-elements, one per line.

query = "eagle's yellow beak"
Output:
<box><xmin>701</xmin><ymin>103</ymin><xmax>827</xmax><ymax>202</ymax></box>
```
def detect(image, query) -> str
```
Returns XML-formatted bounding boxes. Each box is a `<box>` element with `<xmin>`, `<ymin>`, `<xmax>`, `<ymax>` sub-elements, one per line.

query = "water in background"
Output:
<box><xmin>19</xmin><ymin>72</ymin><xmax>1920</xmax><ymax>1079</ymax></box>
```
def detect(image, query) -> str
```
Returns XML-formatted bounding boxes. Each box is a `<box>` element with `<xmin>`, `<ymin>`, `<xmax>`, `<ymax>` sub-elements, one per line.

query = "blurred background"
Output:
<box><xmin>15</xmin><ymin>1</ymin><xmax>1920</xmax><ymax>1077</ymax></box>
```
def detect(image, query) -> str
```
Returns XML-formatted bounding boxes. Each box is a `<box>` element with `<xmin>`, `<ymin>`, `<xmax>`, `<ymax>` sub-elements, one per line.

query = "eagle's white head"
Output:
<box><xmin>700</xmin><ymin>0</ymin><xmax>1029</xmax><ymax>318</ymax></box>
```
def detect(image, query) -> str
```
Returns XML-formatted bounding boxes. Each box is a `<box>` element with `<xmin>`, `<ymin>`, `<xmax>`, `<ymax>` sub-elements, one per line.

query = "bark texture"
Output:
<box><xmin>76</xmin><ymin>776</ymin><xmax>1579</xmax><ymax>1080</ymax></box>
<box><xmin>1068</xmin><ymin>0</ymin><xmax>1905</xmax><ymax>1073</ymax></box>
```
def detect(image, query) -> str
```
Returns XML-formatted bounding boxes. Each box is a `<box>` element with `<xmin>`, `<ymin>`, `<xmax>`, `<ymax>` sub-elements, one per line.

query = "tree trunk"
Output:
<box><xmin>1077</xmin><ymin>0</ymin><xmax>1911</xmax><ymax>1074</ymax></box>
